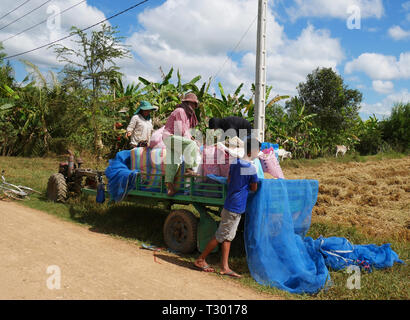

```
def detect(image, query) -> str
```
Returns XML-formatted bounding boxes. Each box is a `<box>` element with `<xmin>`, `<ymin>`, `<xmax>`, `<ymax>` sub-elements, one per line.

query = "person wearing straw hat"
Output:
<box><xmin>126</xmin><ymin>101</ymin><xmax>158</xmax><ymax>148</ymax></box>
<box><xmin>162</xmin><ymin>92</ymin><xmax>201</xmax><ymax>196</ymax></box>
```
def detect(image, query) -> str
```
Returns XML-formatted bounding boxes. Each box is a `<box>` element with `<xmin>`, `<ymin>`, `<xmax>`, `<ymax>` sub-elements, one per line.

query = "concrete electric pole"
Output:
<box><xmin>254</xmin><ymin>0</ymin><xmax>267</xmax><ymax>142</ymax></box>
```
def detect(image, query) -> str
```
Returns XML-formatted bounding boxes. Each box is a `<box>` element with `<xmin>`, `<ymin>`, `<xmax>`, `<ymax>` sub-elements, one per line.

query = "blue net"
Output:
<box><xmin>244</xmin><ymin>179</ymin><xmax>404</xmax><ymax>294</ymax></box>
<box><xmin>317</xmin><ymin>236</ymin><xmax>403</xmax><ymax>271</ymax></box>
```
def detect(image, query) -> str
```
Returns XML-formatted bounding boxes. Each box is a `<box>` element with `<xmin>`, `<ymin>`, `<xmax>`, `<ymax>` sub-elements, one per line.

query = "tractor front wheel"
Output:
<box><xmin>47</xmin><ymin>173</ymin><xmax>67</xmax><ymax>202</ymax></box>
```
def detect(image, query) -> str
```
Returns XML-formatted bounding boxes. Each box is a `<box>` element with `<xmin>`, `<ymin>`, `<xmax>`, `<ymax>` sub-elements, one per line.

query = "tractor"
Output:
<box><xmin>46</xmin><ymin>150</ymin><xmax>104</xmax><ymax>202</ymax></box>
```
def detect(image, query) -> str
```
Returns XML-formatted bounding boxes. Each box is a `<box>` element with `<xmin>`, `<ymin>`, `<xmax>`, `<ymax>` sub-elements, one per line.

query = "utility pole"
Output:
<box><xmin>254</xmin><ymin>0</ymin><xmax>267</xmax><ymax>142</ymax></box>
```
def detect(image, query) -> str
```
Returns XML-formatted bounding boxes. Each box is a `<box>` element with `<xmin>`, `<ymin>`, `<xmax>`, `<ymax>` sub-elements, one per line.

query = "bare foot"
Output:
<box><xmin>220</xmin><ymin>269</ymin><xmax>242</xmax><ymax>278</ymax></box>
<box><xmin>166</xmin><ymin>182</ymin><xmax>176</xmax><ymax>196</ymax></box>
<box><xmin>185</xmin><ymin>169</ymin><xmax>200</xmax><ymax>177</ymax></box>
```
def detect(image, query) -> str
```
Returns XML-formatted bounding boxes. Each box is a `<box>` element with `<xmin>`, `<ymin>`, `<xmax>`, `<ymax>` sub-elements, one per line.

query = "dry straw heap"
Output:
<box><xmin>283</xmin><ymin>157</ymin><xmax>410</xmax><ymax>241</ymax></box>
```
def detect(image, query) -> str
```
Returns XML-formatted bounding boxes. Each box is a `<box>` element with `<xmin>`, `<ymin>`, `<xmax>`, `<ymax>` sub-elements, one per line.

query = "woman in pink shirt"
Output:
<box><xmin>163</xmin><ymin>93</ymin><xmax>200</xmax><ymax>196</ymax></box>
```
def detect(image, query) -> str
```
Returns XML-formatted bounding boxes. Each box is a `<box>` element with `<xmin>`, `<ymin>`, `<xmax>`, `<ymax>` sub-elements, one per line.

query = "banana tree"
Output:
<box><xmin>285</xmin><ymin>98</ymin><xmax>320</xmax><ymax>158</ymax></box>
<box><xmin>19</xmin><ymin>59</ymin><xmax>61</xmax><ymax>152</ymax></box>
<box><xmin>109</xmin><ymin>76</ymin><xmax>144</xmax><ymax>120</ymax></box>
<box><xmin>205</xmin><ymin>82</ymin><xmax>247</xmax><ymax>120</ymax></box>
<box><xmin>245</xmin><ymin>84</ymin><xmax>289</xmax><ymax>118</ymax></box>
<box><xmin>137</xmin><ymin>68</ymin><xmax>208</xmax><ymax>127</ymax></box>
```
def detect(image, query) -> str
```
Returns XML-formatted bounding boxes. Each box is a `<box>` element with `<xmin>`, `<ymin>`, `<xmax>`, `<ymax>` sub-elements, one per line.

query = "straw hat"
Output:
<box><xmin>182</xmin><ymin>93</ymin><xmax>199</xmax><ymax>105</ymax></box>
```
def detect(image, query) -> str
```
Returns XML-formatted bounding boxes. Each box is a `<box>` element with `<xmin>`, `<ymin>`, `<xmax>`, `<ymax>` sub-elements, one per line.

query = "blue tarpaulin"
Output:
<box><xmin>244</xmin><ymin>179</ymin><xmax>404</xmax><ymax>294</ymax></box>
<box><xmin>105</xmin><ymin>150</ymin><xmax>139</xmax><ymax>202</ymax></box>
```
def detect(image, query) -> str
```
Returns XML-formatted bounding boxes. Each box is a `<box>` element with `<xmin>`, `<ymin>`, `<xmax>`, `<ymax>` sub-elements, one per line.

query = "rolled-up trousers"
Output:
<box><xmin>163</xmin><ymin>135</ymin><xmax>199</xmax><ymax>183</ymax></box>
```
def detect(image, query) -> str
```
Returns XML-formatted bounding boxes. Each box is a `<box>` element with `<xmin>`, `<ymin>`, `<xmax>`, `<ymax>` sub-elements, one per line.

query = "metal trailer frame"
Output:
<box><xmin>82</xmin><ymin>172</ymin><xmax>227</xmax><ymax>254</ymax></box>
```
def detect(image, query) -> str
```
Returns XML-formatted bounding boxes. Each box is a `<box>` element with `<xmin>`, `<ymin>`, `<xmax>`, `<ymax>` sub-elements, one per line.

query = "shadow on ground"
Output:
<box><xmin>66</xmin><ymin>197</ymin><xmax>247</xmax><ymax>270</ymax></box>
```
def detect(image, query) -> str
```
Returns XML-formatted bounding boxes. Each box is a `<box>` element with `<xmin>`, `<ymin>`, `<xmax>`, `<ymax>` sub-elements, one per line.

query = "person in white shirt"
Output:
<box><xmin>126</xmin><ymin>101</ymin><xmax>158</xmax><ymax>148</ymax></box>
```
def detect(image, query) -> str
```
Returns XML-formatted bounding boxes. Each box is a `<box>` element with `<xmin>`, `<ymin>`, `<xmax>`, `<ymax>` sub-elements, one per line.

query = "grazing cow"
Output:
<box><xmin>335</xmin><ymin>145</ymin><xmax>349</xmax><ymax>157</ymax></box>
<box><xmin>278</xmin><ymin>148</ymin><xmax>292</xmax><ymax>161</ymax></box>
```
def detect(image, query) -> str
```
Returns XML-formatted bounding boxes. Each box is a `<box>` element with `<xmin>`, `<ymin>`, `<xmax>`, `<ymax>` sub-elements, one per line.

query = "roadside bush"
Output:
<box><xmin>380</xmin><ymin>103</ymin><xmax>410</xmax><ymax>153</ymax></box>
<box><xmin>356</xmin><ymin>116</ymin><xmax>383</xmax><ymax>155</ymax></box>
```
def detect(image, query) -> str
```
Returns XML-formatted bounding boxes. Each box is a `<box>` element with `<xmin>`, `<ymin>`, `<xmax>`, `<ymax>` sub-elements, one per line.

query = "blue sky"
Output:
<box><xmin>1</xmin><ymin>0</ymin><xmax>409</xmax><ymax>120</ymax></box>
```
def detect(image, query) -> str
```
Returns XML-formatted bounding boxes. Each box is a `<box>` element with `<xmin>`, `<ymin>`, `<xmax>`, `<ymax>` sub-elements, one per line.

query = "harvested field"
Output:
<box><xmin>282</xmin><ymin>157</ymin><xmax>410</xmax><ymax>241</ymax></box>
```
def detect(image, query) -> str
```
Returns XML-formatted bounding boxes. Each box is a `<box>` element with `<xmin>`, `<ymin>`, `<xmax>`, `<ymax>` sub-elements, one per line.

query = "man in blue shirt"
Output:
<box><xmin>194</xmin><ymin>137</ymin><xmax>260</xmax><ymax>278</ymax></box>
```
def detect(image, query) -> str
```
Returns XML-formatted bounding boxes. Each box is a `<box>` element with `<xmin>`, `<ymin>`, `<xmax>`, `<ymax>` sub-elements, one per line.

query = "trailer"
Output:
<box><xmin>46</xmin><ymin>150</ymin><xmax>228</xmax><ymax>254</ymax></box>
<box><xmin>82</xmin><ymin>172</ymin><xmax>226</xmax><ymax>254</ymax></box>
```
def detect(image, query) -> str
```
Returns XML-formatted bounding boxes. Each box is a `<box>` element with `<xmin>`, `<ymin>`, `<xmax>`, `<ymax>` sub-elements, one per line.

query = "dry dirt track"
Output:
<box><xmin>0</xmin><ymin>201</ymin><xmax>277</xmax><ymax>300</ymax></box>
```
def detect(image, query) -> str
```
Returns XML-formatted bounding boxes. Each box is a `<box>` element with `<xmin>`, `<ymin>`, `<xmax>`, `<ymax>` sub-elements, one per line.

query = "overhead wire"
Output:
<box><xmin>0</xmin><ymin>0</ymin><xmax>53</xmax><ymax>32</ymax></box>
<box><xmin>212</xmin><ymin>13</ymin><xmax>258</xmax><ymax>82</ymax></box>
<box><xmin>4</xmin><ymin>0</ymin><xmax>149</xmax><ymax>60</ymax></box>
<box><xmin>1</xmin><ymin>0</ymin><xmax>87</xmax><ymax>43</ymax></box>
<box><xmin>0</xmin><ymin>0</ymin><xmax>32</xmax><ymax>22</ymax></box>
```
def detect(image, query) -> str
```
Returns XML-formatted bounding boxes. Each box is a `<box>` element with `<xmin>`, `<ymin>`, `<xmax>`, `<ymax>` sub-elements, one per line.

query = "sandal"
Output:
<box><xmin>193</xmin><ymin>262</ymin><xmax>215</xmax><ymax>273</ymax></box>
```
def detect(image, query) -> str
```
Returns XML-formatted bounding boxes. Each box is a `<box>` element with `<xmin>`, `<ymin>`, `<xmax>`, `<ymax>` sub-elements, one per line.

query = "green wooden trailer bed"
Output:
<box><xmin>82</xmin><ymin>172</ymin><xmax>227</xmax><ymax>254</ymax></box>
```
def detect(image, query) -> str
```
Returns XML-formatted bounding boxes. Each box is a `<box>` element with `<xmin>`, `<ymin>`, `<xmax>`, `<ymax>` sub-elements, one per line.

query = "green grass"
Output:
<box><xmin>0</xmin><ymin>154</ymin><xmax>409</xmax><ymax>300</ymax></box>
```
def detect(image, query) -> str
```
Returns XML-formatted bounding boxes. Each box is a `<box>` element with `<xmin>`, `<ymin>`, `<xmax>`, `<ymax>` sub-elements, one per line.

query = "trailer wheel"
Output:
<box><xmin>47</xmin><ymin>173</ymin><xmax>67</xmax><ymax>202</ymax></box>
<box><xmin>163</xmin><ymin>210</ymin><xmax>198</xmax><ymax>254</ymax></box>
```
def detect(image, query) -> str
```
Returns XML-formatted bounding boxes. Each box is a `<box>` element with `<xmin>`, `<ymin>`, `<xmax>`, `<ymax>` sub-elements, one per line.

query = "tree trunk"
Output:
<box><xmin>92</xmin><ymin>87</ymin><xmax>104</xmax><ymax>159</ymax></box>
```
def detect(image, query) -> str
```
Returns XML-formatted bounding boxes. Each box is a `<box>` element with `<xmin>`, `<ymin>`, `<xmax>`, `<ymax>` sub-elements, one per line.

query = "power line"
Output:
<box><xmin>212</xmin><ymin>13</ymin><xmax>258</xmax><ymax>81</ymax></box>
<box><xmin>2</xmin><ymin>0</ymin><xmax>87</xmax><ymax>43</ymax></box>
<box><xmin>5</xmin><ymin>0</ymin><xmax>149</xmax><ymax>60</ymax></box>
<box><xmin>0</xmin><ymin>0</ymin><xmax>52</xmax><ymax>32</ymax></box>
<box><xmin>0</xmin><ymin>0</ymin><xmax>32</xmax><ymax>22</ymax></box>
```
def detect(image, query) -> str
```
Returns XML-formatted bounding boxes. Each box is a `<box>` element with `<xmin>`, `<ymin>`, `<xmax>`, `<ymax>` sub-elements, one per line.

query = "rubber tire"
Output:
<box><xmin>163</xmin><ymin>209</ymin><xmax>198</xmax><ymax>254</ymax></box>
<box><xmin>47</xmin><ymin>173</ymin><xmax>67</xmax><ymax>202</ymax></box>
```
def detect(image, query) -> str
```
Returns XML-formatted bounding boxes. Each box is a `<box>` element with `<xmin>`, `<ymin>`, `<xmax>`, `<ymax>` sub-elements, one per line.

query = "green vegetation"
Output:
<box><xmin>1</xmin><ymin>24</ymin><xmax>408</xmax><ymax>159</ymax></box>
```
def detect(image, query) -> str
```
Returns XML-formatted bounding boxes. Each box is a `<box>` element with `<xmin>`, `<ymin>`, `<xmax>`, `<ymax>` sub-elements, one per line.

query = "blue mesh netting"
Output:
<box><xmin>244</xmin><ymin>179</ymin><xmax>404</xmax><ymax>294</ymax></box>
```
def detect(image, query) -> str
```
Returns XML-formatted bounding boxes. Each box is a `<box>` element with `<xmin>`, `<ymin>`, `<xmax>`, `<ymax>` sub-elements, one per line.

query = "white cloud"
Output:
<box><xmin>402</xmin><ymin>1</ymin><xmax>410</xmax><ymax>11</ymax></box>
<box><xmin>345</xmin><ymin>52</ymin><xmax>410</xmax><ymax>80</ymax></box>
<box><xmin>372</xmin><ymin>80</ymin><xmax>394</xmax><ymax>94</ymax></box>
<box><xmin>124</xmin><ymin>0</ymin><xmax>286</xmax><ymax>91</ymax></box>
<box><xmin>361</xmin><ymin>89</ymin><xmax>410</xmax><ymax>116</ymax></box>
<box><xmin>386</xmin><ymin>89</ymin><xmax>410</xmax><ymax>106</ymax></box>
<box><xmin>286</xmin><ymin>0</ymin><xmax>384</xmax><ymax>21</ymax></box>
<box><xmin>265</xmin><ymin>25</ymin><xmax>344</xmax><ymax>96</ymax></box>
<box><xmin>224</xmin><ymin>24</ymin><xmax>345</xmax><ymax>97</ymax></box>
<box><xmin>1</xmin><ymin>0</ymin><xmax>345</xmax><ymax>101</ymax></box>
<box><xmin>1</xmin><ymin>0</ymin><xmax>108</xmax><ymax>68</ymax></box>
<box><xmin>388</xmin><ymin>25</ymin><xmax>410</xmax><ymax>41</ymax></box>
<box><xmin>136</xmin><ymin>0</ymin><xmax>284</xmax><ymax>56</ymax></box>
<box><xmin>126</xmin><ymin>1</ymin><xmax>344</xmax><ymax>98</ymax></box>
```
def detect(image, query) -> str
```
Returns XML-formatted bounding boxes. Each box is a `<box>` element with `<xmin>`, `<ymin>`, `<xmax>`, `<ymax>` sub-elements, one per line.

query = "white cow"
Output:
<box><xmin>335</xmin><ymin>145</ymin><xmax>349</xmax><ymax>157</ymax></box>
<box><xmin>278</xmin><ymin>148</ymin><xmax>292</xmax><ymax>161</ymax></box>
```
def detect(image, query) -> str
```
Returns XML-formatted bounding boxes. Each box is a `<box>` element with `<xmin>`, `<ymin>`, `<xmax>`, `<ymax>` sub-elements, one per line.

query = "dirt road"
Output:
<box><xmin>0</xmin><ymin>201</ymin><xmax>277</xmax><ymax>300</ymax></box>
